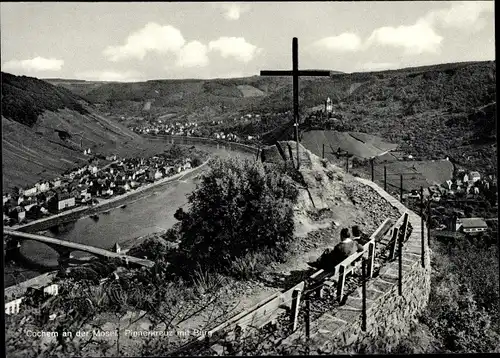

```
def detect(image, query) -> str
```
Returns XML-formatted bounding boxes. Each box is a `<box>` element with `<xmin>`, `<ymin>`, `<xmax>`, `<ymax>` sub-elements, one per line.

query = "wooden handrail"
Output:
<box><xmin>338</xmin><ymin>218</ymin><xmax>391</xmax><ymax>268</ymax></box>
<box><xmin>180</xmin><ymin>217</ymin><xmax>396</xmax><ymax>352</ymax></box>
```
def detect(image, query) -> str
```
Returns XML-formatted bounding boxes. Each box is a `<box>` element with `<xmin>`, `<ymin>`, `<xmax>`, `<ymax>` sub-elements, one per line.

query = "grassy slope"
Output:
<box><xmin>299</xmin><ymin>130</ymin><xmax>399</xmax><ymax>159</ymax></box>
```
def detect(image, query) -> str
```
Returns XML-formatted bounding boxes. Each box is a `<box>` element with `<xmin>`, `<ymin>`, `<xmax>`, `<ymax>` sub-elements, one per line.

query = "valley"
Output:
<box><xmin>2</xmin><ymin>60</ymin><xmax>498</xmax><ymax>357</ymax></box>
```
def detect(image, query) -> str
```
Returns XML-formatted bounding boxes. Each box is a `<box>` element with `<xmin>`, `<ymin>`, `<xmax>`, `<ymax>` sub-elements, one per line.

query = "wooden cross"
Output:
<box><xmin>260</xmin><ymin>37</ymin><xmax>331</xmax><ymax>169</ymax></box>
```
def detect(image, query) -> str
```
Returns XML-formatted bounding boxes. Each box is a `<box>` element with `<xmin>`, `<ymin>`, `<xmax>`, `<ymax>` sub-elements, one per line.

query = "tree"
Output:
<box><xmin>191</xmin><ymin>156</ymin><xmax>202</xmax><ymax>167</ymax></box>
<box><xmin>173</xmin><ymin>157</ymin><xmax>299</xmax><ymax>275</ymax></box>
<box><xmin>127</xmin><ymin>236</ymin><xmax>173</xmax><ymax>262</ymax></box>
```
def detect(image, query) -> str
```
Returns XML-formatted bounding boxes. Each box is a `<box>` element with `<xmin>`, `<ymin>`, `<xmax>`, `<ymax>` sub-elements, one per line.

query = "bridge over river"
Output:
<box><xmin>4</xmin><ymin>230</ymin><xmax>154</xmax><ymax>268</ymax></box>
<box><xmin>4</xmin><ymin>137</ymin><xmax>254</xmax><ymax>286</ymax></box>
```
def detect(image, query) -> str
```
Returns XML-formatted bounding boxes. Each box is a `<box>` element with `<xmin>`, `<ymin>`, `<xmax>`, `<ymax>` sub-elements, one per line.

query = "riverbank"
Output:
<box><xmin>4</xmin><ymin>140</ymin><xmax>254</xmax><ymax>289</ymax></box>
<box><xmin>9</xmin><ymin>159</ymin><xmax>210</xmax><ymax>234</ymax></box>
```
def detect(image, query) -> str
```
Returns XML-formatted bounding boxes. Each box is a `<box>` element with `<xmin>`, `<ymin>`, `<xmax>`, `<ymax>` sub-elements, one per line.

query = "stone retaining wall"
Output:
<box><xmin>282</xmin><ymin>177</ymin><xmax>431</xmax><ymax>353</ymax></box>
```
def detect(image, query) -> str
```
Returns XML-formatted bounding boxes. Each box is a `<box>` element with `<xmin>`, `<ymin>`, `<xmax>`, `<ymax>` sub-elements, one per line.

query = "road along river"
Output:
<box><xmin>5</xmin><ymin>140</ymin><xmax>255</xmax><ymax>286</ymax></box>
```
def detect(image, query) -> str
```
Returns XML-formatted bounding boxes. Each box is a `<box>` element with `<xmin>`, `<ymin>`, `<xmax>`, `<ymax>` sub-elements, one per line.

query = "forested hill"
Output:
<box><xmin>1</xmin><ymin>72</ymin><xmax>144</xmax><ymax>192</ymax></box>
<box><xmin>1</xmin><ymin>72</ymin><xmax>89</xmax><ymax>127</ymax></box>
<box><xmin>41</xmin><ymin>60</ymin><xmax>496</xmax><ymax>174</ymax></box>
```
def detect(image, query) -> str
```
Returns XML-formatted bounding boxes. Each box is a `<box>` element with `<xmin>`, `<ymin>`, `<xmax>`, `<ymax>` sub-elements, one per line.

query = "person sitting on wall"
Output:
<box><xmin>352</xmin><ymin>225</ymin><xmax>370</xmax><ymax>246</ymax></box>
<box><xmin>308</xmin><ymin>228</ymin><xmax>364</xmax><ymax>272</ymax></box>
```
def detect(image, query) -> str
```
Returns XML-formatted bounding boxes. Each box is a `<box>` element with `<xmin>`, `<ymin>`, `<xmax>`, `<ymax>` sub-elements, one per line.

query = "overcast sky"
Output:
<box><xmin>0</xmin><ymin>1</ymin><xmax>495</xmax><ymax>81</ymax></box>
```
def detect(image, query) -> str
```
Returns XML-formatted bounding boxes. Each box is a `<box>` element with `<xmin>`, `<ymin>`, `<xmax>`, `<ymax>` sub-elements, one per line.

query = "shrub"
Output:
<box><xmin>192</xmin><ymin>266</ymin><xmax>227</xmax><ymax>295</ymax></box>
<box><xmin>228</xmin><ymin>251</ymin><xmax>273</xmax><ymax>280</ymax></box>
<box><xmin>174</xmin><ymin>157</ymin><xmax>299</xmax><ymax>275</ymax></box>
<box><xmin>162</xmin><ymin>223</ymin><xmax>182</xmax><ymax>243</ymax></box>
<box><xmin>444</xmin><ymin>239</ymin><xmax>499</xmax><ymax>320</ymax></box>
<box><xmin>127</xmin><ymin>236</ymin><xmax>172</xmax><ymax>262</ymax></box>
<box><xmin>423</xmin><ymin>238</ymin><xmax>500</xmax><ymax>353</ymax></box>
<box><xmin>191</xmin><ymin>156</ymin><xmax>202</xmax><ymax>167</ymax></box>
<box><xmin>423</xmin><ymin>282</ymin><xmax>500</xmax><ymax>353</ymax></box>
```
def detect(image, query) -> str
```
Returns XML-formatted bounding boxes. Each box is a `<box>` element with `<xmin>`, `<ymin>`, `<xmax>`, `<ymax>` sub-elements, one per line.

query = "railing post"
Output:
<box><xmin>398</xmin><ymin>228</ymin><xmax>403</xmax><ymax>296</ymax></box>
<box><xmin>337</xmin><ymin>265</ymin><xmax>346</xmax><ymax>303</ymax></box>
<box><xmin>204</xmin><ymin>333</ymin><xmax>210</xmax><ymax>349</ymax></box>
<box><xmin>346</xmin><ymin>157</ymin><xmax>349</xmax><ymax>173</ymax></box>
<box><xmin>361</xmin><ymin>258</ymin><xmax>367</xmax><ymax>332</ymax></box>
<box><xmin>384</xmin><ymin>166</ymin><xmax>387</xmax><ymax>191</ymax></box>
<box><xmin>305</xmin><ymin>293</ymin><xmax>311</xmax><ymax>339</ymax></box>
<box><xmin>400</xmin><ymin>213</ymin><xmax>409</xmax><ymax>244</ymax></box>
<box><xmin>398</xmin><ymin>213</ymin><xmax>409</xmax><ymax>296</ymax></box>
<box><xmin>367</xmin><ymin>241</ymin><xmax>375</xmax><ymax>278</ymax></box>
<box><xmin>400</xmin><ymin>174</ymin><xmax>403</xmax><ymax>202</ymax></box>
<box><xmin>290</xmin><ymin>289</ymin><xmax>302</xmax><ymax>332</ymax></box>
<box><xmin>427</xmin><ymin>200</ymin><xmax>431</xmax><ymax>244</ymax></box>
<box><xmin>389</xmin><ymin>228</ymin><xmax>399</xmax><ymax>261</ymax></box>
<box><xmin>370</xmin><ymin>159</ymin><xmax>374</xmax><ymax>182</ymax></box>
<box><xmin>315</xmin><ymin>279</ymin><xmax>323</xmax><ymax>299</ymax></box>
<box><xmin>322</xmin><ymin>143</ymin><xmax>325</xmax><ymax>159</ymax></box>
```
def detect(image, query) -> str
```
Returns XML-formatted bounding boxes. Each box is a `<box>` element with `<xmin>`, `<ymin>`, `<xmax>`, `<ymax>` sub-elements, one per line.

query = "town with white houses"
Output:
<box><xmin>405</xmin><ymin>168</ymin><xmax>497</xmax><ymax>235</ymax></box>
<box><xmin>3</xmin><ymin>151</ymin><xmax>200</xmax><ymax>227</ymax></box>
<box><xmin>132</xmin><ymin>114</ymin><xmax>268</xmax><ymax>144</ymax></box>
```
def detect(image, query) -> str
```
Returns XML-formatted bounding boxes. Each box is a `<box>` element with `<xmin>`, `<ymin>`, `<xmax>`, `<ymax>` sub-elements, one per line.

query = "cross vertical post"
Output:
<box><xmin>293</xmin><ymin>37</ymin><xmax>299</xmax><ymax>168</ymax></box>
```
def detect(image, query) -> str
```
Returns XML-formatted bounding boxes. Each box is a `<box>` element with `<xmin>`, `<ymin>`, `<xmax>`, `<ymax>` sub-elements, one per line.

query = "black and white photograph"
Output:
<box><xmin>2</xmin><ymin>1</ymin><xmax>497</xmax><ymax>356</ymax></box>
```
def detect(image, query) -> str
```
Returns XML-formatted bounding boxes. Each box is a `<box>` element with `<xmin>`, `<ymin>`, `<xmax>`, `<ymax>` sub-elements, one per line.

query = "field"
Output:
<box><xmin>237</xmin><ymin>85</ymin><xmax>266</xmax><ymax>97</ymax></box>
<box><xmin>299</xmin><ymin>130</ymin><xmax>398</xmax><ymax>159</ymax></box>
<box><xmin>354</xmin><ymin>157</ymin><xmax>454</xmax><ymax>194</ymax></box>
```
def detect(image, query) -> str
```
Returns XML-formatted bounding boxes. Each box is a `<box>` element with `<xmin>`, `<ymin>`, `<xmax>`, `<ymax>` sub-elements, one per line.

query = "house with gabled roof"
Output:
<box><xmin>48</xmin><ymin>192</ymin><xmax>76</xmax><ymax>213</ymax></box>
<box><xmin>454</xmin><ymin>217</ymin><xmax>488</xmax><ymax>234</ymax></box>
<box><xmin>24</xmin><ymin>186</ymin><xmax>37</xmax><ymax>197</ymax></box>
<box><xmin>469</xmin><ymin>171</ymin><xmax>481</xmax><ymax>183</ymax></box>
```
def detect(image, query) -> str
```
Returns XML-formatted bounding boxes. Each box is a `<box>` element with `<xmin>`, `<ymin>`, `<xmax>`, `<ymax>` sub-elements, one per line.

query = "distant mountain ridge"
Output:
<box><xmin>262</xmin><ymin>61</ymin><xmax>496</xmax><ymax>173</ymax></box>
<box><xmin>2</xmin><ymin>72</ymin><xmax>89</xmax><ymax>127</ymax></box>
<box><xmin>1</xmin><ymin>72</ymin><xmax>145</xmax><ymax>192</ymax></box>
<box><xmin>41</xmin><ymin>59</ymin><xmax>496</xmax><ymax>175</ymax></box>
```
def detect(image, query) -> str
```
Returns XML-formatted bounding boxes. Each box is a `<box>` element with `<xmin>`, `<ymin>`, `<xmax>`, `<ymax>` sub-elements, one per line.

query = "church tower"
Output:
<box><xmin>325</xmin><ymin>97</ymin><xmax>333</xmax><ymax>113</ymax></box>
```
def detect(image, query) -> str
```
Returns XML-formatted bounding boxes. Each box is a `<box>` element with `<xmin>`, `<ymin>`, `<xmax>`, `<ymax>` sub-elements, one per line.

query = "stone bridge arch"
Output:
<box><xmin>5</xmin><ymin>235</ymin><xmax>76</xmax><ymax>267</ymax></box>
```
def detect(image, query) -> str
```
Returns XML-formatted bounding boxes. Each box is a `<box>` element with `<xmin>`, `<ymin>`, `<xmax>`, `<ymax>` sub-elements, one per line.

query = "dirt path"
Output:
<box><xmin>76</xmin><ymin>167</ymin><xmax>401</xmax><ymax>356</ymax></box>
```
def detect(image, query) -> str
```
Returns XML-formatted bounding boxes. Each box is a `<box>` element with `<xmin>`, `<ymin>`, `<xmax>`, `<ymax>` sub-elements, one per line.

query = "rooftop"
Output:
<box><xmin>5</xmin><ymin>272</ymin><xmax>57</xmax><ymax>301</ymax></box>
<box><xmin>459</xmin><ymin>217</ymin><xmax>488</xmax><ymax>228</ymax></box>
